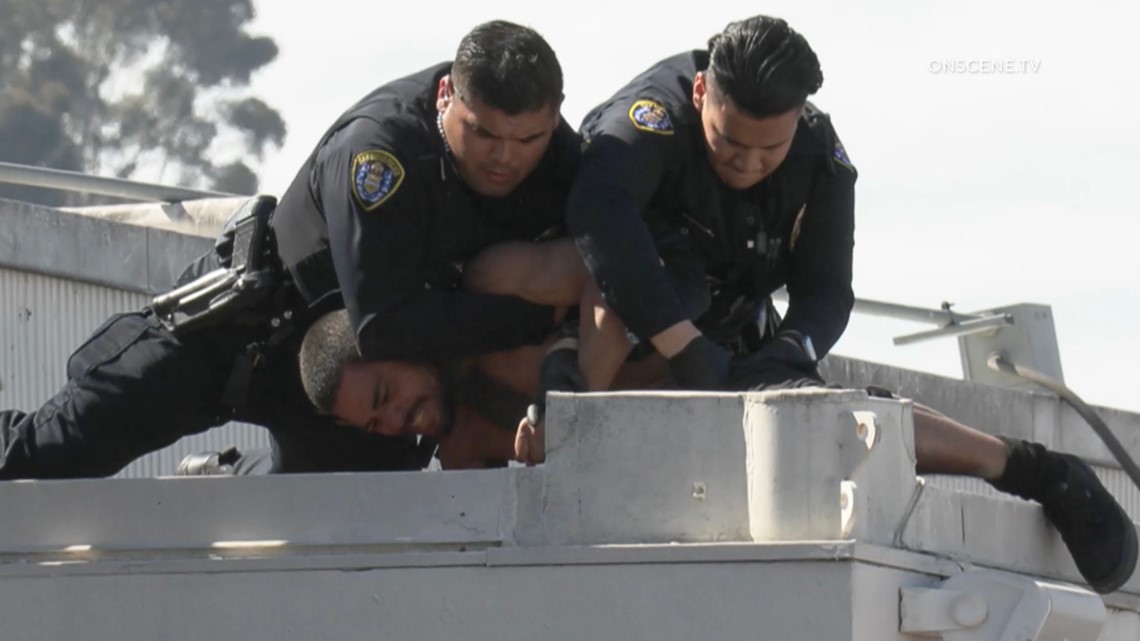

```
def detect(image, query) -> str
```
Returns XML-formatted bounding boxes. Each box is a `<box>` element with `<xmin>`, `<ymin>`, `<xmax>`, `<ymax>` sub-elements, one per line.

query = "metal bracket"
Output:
<box><xmin>900</xmin><ymin>569</ymin><xmax>1106</xmax><ymax>641</ymax></box>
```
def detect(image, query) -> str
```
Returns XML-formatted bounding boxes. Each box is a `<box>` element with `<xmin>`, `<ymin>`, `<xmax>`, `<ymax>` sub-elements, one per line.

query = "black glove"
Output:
<box><xmin>752</xmin><ymin>330</ymin><xmax>817</xmax><ymax>370</ymax></box>
<box><xmin>668</xmin><ymin>334</ymin><xmax>731</xmax><ymax>390</ymax></box>
<box><xmin>727</xmin><ymin>330</ymin><xmax>823</xmax><ymax>391</ymax></box>
<box><xmin>529</xmin><ymin>342</ymin><xmax>587</xmax><ymax>425</ymax></box>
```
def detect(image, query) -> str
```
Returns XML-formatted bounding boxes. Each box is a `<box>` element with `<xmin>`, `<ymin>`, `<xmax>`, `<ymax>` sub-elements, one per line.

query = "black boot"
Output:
<box><xmin>990</xmin><ymin>437</ymin><xmax>1138</xmax><ymax>594</ymax></box>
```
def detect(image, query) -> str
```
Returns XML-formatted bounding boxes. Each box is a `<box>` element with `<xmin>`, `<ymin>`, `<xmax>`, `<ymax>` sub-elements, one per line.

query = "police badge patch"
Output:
<box><xmin>628</xmin><ymin>99</ymin><xmax>674</xmax><ymax>134</ymax></box>
<box><xmin>833</xmin><ymin>140</ymin><xmax>854</xmax><ymax>172</ymax></box>
<box><xmin>351</xmin><ymin>150</ymin><xmax>405</xmax><ymax>211</ymax></box>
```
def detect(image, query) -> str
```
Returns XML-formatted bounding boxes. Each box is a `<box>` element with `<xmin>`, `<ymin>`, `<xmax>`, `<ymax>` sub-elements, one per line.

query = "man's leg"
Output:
<box><xmin>578</xmin><ymin>229</ymin><xmax>712</xmax><ymax>393</ymax></box>
<box><xmin>910</xmin><ymin>404</ymin><xmax>1007</xmax><ymax>478</ymax></box>
<box><xmin>916</xmin><ymin>403</ymin><xmax>1136</xmax><ymax>594</ymax></box>
<box><xmin>577</xmin><ymin>279</ymin><xmax>636</xmax><ymax>391</ymax></box>
<box><xmin>911</xmin><ymin>400</ymin><xmax>1134</xmax><ymax>584</ymax></box>
<box><xmin>0</xmin><ymin>312</ymin><xmax>237</xmax><ymax>479</ymax></box>
<box><xmin>516</xmin><ymin>231</ymin><xmax>713</xmax><ymax>462</ymax></box>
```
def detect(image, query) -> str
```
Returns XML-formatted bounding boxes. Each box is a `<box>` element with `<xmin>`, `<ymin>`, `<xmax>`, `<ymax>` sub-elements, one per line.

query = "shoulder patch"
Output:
<box><xmin>351</xmin><ymin>150</ymin><xmax>405</xmax><ymax>211</ymax></box>
<box><xmin>628</xmin><ymin>99</ymin><xmax>674</xmax><ymax>135</ymax></box>
<box><xmin>833</xmin><ymin>140</ymin><xmax>855</xmax><ymax>172</ymax></box>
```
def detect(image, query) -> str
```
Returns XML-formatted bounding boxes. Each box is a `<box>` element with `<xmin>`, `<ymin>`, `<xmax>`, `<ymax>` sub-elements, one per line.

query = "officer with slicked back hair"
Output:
<box><xmin>567</xmin><ymin>14</ymin><xmax>849</xmax><ymax>393</ymax></box>
<box><xmin>514</xmin><ymin>14</ymin><xmax>1137</xmax><ymax>595</ymax></box>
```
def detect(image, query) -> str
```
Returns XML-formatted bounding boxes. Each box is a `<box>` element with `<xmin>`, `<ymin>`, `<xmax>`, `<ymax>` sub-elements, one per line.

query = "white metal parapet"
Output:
<box><xmin>0</xmin><ymin>390</ymin><xmax>1135</xmax><ymax>641</ymax></box>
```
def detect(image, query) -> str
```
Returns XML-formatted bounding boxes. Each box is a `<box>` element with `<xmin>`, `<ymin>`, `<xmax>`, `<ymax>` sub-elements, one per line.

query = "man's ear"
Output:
<box><xmin>692</xmin><ymin>71</ymin><xmax>707</xmax><ymax>112</ymax></box>
<box><xmin>436</xmin><ymin>75</ymin><xmax>452</xmax><ymax>113</ymax></box>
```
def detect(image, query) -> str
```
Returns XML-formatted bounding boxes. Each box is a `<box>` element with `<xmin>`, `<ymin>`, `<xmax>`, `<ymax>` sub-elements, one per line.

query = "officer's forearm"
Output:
<box><xmin>356</xmin><ymin>291</ymin><xmax>555</xmax><ymax>362</ymax></box>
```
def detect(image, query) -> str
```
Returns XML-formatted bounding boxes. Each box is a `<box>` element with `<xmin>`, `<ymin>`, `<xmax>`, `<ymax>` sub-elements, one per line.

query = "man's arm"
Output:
<box><xmin>461</xmin><ymin>239</ymin><xmax>587</xmax><ymax>307</ymax></box>
<box><xmin>317</xmin><ymin>119</ymin><xmax>554</xmax><ymax>362</ymax></box>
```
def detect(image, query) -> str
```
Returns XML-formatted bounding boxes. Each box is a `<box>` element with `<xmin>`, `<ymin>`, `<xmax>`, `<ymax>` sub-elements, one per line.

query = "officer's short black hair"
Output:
<box><xmin>299</xmin><ymin>310</ymin><xmax>359</xmax><ymax>415</ymax></box>
<box><xmin>706</xmin><ymin>15</ymin><xmax>823</xmax><ymax>118</ymax></box>
<box><xmin>451</xmin><ymin>20</ymin><xmax>563</xmax><ymax>114</ymax></box>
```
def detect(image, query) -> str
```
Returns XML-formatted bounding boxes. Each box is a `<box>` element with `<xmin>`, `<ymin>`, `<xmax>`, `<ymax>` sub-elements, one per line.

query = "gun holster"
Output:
<box><xmin>153</xmin><ymin>195</ymin><xmax>282</xmax><ymax>336</ymax></box>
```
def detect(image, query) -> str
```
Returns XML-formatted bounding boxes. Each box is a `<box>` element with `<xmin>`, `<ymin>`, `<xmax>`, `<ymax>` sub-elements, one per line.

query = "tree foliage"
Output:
<box><xmin>0</xmin><ymin>0</ymin><xmax>286</xmax><ymax>204</ymax></box>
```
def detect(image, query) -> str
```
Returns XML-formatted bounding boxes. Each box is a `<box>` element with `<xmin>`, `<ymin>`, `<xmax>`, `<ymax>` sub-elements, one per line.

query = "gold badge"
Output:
<box><xmin>790</xmin><ymin>205</ymin><xmax>806</xmax><ymax>252</ymax></box>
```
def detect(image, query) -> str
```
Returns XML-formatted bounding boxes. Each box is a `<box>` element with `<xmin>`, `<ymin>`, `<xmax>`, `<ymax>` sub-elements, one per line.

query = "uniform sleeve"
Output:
<box><xmin>778</xmin><ymin>159</ymin><xmax>857</xmax><ymax>358</ymax></box>
<box><xmin>568</xmin><ymin>99</ymin><xmax>692</xmax><ymax>340</ymax></box>
<box><xmin>316</xmin><ymin>119</ymin><xmax>554</xmax><ymax>363</ymax></box>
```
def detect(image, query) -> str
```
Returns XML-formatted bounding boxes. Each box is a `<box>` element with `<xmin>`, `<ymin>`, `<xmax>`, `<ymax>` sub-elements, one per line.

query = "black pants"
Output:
<box><xmin>0</xmin><ymin>310</ymin><xmax>422</xmax><ymax>480</ymax></box>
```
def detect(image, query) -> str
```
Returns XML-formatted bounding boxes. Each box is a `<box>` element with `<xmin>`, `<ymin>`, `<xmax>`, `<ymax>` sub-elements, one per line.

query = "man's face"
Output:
<box><xmin>437</xmin><ymin>75</ymin><xmax>560</xmax><ymax>197</ymax></box>
<box><xmin>693</xmin><ymin>72</ymin><xmax>801</xmax><ymax>191</ymax></box>
<box><xmin>331</xmin><ymin>360</ymin><xmax>452</xmax><ymax>439</ymax></box>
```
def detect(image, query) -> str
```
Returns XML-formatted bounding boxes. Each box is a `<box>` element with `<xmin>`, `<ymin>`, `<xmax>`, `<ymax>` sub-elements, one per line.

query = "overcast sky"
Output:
<box><xmin>247</xmin><ymin>0</ymin><xmax>1140</xmax><ymax>412</ymax></box>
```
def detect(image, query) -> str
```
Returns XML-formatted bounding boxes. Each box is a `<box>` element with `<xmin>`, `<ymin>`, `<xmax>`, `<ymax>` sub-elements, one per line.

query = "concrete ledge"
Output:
<box><xmin>900</xmin><ymin>483</ymin><xmax>1140</xmax><ymax>596</ymax></box>
<box><xmin>822</xmin><ymin>354</ymin><xmax>1140</xmax><ymax>469</ymax></box>
<box><xmin>0</xmin><ymin>198</ymin><xmax>214</xmax><ymax>294</ymax></box>
<box><xmin>533</xmin><ymin>389</ymin><xmax>919</xmax><ymax>548</ymax></box>
<box><xmin>0</xmin><ymin>470</ymin><xmax>517</xmax><ymax>554</ymax></box>
<box><xmin>0</xmin><ymin>538</ymin><xmax>1135</xmax><ymax>641</ymax></box>
<box><xmin>0</xmin><ymin>390</ymin><xmax>1135</xmax><ymax>615</ymax></box>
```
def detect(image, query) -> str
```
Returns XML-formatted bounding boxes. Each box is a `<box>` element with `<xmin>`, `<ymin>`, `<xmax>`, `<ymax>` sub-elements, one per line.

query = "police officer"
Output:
<box><xmin>518</xmin><ymin>15</ymin><xmax>1136</xmax><ymax>594</ymax></box>
<box><xmin>0</xmin><ymin>20</ymin><xmax>578</xmax><ymax>478</ymax></box>
<box><xmin>263</xmin><ymin>19</ymin><xmax>578</xmax><ymax>469</ymax></box>
<box><xmin>272</xmin><ymin>20</ymin><xmax>575</xmax><ymax>365</ymax></box>
<box><xmin>567</xmin><ymin>17</ymin><xmax>851</xmax><ymax>391</ymax></box>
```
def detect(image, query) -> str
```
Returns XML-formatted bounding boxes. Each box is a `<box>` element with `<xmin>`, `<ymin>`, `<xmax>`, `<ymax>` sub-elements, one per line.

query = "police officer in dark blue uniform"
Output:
<box><xmin>0</xmin><ymin>20</ymin><xmax>578</xmax><ymax>478</ymax></box>
<box><xmin>567</xmin><ymin>20</ymin><xmax>852</xmax><ymax>391</ymax></box>
<box><xmin>517</xmin><ymin>15</ymin><xmax>1136</xmax><ymax>594</ymax></box>
<box><xmin>272</xmin><ymin>20</ymin><xmax>577</xmax><ymax>365</ymax></box>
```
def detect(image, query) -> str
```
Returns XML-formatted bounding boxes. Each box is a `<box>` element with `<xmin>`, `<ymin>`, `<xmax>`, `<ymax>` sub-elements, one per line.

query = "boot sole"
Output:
<box><xmin>1071</xmin><ymin>458</ymin><xmax>1139</xmax><ymax>594</ymax></box>
<box><xmin>1089</xmin><ymin>496</ymin><xmax>1139</xmax><ymax>594</ymax></box>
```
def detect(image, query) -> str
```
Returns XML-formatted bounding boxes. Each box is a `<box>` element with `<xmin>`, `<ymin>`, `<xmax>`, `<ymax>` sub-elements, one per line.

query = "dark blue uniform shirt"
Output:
<box><xmin>271</xmin><ymin>62</ymin><xmax>580</xmax><ymax>362</ymax></box>
<box><xmin>570</xmin><ymin>51</ymin><xmax>857</xmax><ymax>357</ymax></box>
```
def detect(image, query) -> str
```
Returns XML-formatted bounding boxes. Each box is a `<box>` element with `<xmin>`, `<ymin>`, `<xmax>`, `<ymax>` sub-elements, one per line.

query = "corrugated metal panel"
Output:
<box><xmin>0</xmin><ymin>267</ymin><xmax>148</xmax><ymax>411</ymax></box>
<box><xmin>0</xmin><ymin>267</ymin><xmax>270</xmax><ymax>478</ymax></box>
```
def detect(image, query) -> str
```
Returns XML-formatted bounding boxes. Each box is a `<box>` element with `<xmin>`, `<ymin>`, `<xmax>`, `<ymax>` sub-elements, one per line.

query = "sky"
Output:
<box><xmin>246</xmin><ymin>0</ymin><xmax>1140</xmax><ymax>412</ymax></box>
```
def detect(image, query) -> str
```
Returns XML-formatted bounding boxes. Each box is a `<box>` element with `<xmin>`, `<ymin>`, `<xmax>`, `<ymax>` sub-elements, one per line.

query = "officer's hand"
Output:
<box><xmin>668</xmin><ymin>334</ymin><xmax>731</xmax><ymax>390</ymax></box>
<box><xmin>515</xmin><ymin>404</ymin><xmax>545</xmax><ymax>466</ymax></box>
<box><xmin>517</xmin><ymin>332</ymin><xmax>587</xmax><ymax>466</ymax></box>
